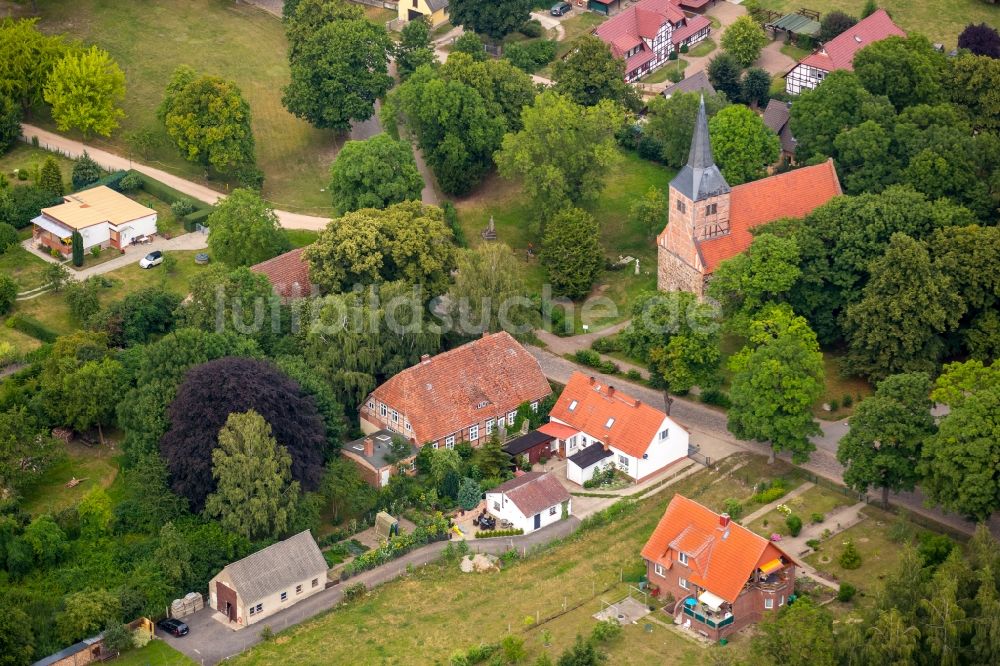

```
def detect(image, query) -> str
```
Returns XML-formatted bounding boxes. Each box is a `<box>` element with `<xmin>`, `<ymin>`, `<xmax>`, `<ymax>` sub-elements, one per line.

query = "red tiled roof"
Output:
<box><xmin>367</xmin><ymin>332</ymin><xmax>551</xmax><ymax>445</ymax></box>
<box><xmin>641</xmin><ymin>494</ymin><xmax>797</xmax><ymax>603</ymax></box>
<box><xmin>671</xmin><ymin>14</ymin><xmax>710</xmax><ymax>45</ymax></box>
<box><xmin>799</xmin><ymin>9</ymin><xmax>906</xmax><ymax>72</ymax></box>
<box><xmin>548</xmin><ymin>372</ymin><xmax>669</xmax><ymax>458</ymax></box>
<box><xmin>250</xmin><ymin>247</ymin><xmax>312</xmax><ymax>299</ymax></box>
<box><xmin>538</xmin><ymin>421</ymin><xmax>578</xmax><ymax>440</ymax></box>
<box><xmin>699</xmin><ymin>159</ymin><xmax>841</xmax><ymax>273</ymax></box>
<box><xmin>594</xmin><ymin>0</ymin><xmax>686</xmax><ymax>69</ymax></box>
<box><xmin>490</xmin><ymin>472</ymin><xmax>570</xmax><ymax>517</ymax></box>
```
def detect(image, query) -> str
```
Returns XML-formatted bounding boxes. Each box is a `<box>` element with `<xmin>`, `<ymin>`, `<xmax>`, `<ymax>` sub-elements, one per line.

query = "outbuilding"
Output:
<box><xmin>502</xmin><ymin>430</ymin><xmax>558</xmax><ymax>466</ymax></box>
<box><xmin>208</xmin><ymin>531</ymin><xmax>328</xmax><ymax>627</ymax></box>
<box><xmin>485</xmin><ymin>472</ymin><xmax>571</xmax><ymax>533</ymax></box>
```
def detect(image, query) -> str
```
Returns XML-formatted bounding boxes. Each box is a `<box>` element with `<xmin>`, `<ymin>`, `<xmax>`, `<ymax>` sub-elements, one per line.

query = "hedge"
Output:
<box><xmin>182</xmin><ymin>208</ymin><xmax>212</xmax><ymax>232</ymax></box>
<box><xmin>131</xmin><ymin>172</ymin><xmax>210</xmax><ymax>211</ymax></box>
<box><xmin>474</xmin><ymin>528</ymin><xmax>524</xmax><ymax>539</ymax></box>
<box><xmin>6</xmin><ymin>314</ymin><xmax>58</xmax><ymax>343</ymax></box>
<box><xmin>76</xmin><ymin>170</ymin><xmax>129</xmax><ymax>193</ymax></box>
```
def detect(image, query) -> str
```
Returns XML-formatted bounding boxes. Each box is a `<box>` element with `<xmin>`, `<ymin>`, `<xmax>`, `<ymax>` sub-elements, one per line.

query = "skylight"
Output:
<box><xmin>569</xmin><ymin>400</ymin><xmax>578</xmax><ymax>411</ymax></box>
<box><xmin>605</xmin><ymin>418</ymin><xmax>615</xmax><ymax>428</ymax></box>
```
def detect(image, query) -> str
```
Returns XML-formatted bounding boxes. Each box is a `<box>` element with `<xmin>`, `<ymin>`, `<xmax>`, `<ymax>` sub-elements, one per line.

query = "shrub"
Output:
<box><xmin>573</xmin><ymin>349</ymin><xmax>602</xmax><ymax>367</ymax></box>
<box><xmin>810</xmin><ymin>512</ymin><xmax>824</xmax><ymax>524</ymax></box>
<box><xmin>917</xmin><ymin>533</ymin><xmax>954</xmax><ymax>568</ymax></box>
<box><xmin>636</xmin><ymin>134</ymin><xmax>664</xmax><ymax>163</ymax></box>
<box><xmin>0</xmin><ymin>274</ymin><xmax>16</xmax><ymax>314</ymax></box>
<box><xmin>598</xmin><ymin>360</ymin><xmax>619</xmax><ymax>374</ymax></box>
<box><xmin>6</xmin><ymin>314</ymin><xmax>57</xmax><ymax>342</ymax></box>
<box><xmin>680</xmin><ymin>43</ymin><xmax>689</xmax><ymax>54</ymax></box>
<box><xmin>71</xmin><ymin>231</ymin><xmax>83</xmax><ymax>267</ymax></box>
<box><xmin>504</xmin><ymin>40</ymin><xmax>558</xmax><ymax>73</ymax></box>
<box><xmin>163</xmin><ymin>254</ymin><xmax>177</xmax><ymax>273</ymax></box>
<box><xmin>90</xmin><ymin>246</ymin><xmax>101</xmax><ymax>258</ymax></box>
<box><xmin>583</xmin><ymin>466</ymin><xmax>616</xmax><ymax>489</ymax></box>
<box><xmin>836</xmin><ymin>583</ymin><xmax>856</xmax><ymax>602</ymax></box>
<box><xmin>260</xmin><ymin>625</ymin><xmax>274</xmax><ymax>641</ymax></box>
<box><xmin>722</xmin><ymin>498</ymin><xmax>743</xmax><ymax>521</ymax></box>
<box><xmin>520</xmin><ymin>19</ymin><xmax>544</xmax><ymax>38</ymax></box>
<box><xmin>71</xmin><ymin>152</ymin><xmax>102</xmax><ymax>189</ymax></box>
<box><xmin>805</xmin><ymin>538</ymin><xmax>821</xmax><ymax>550</ymax></box>
<box><xmin>700</xmin><ymin>388</ymin><xmax>731</xmax><ymax>408</ymax></box>
<box><xmin>118</xmin><ymin>172</ymin><xmax>143</xmax><ymax>193</ymax></box>
<box><xmin>502</xmin><ymin>635</ymin><xmax>526</xmax><ymax>663</ymax></box>
<box><xmin>841</xmin><ymin>393</ymin><xmax>853</xmax><ymax>407</ymax></box>
<box><xmin>785</xmin><ymin>514</ymin><xmax>802</xmax><ymax>537</ymax></box>
<box><xmin>50</xmin><ymin>247</ymin><xmax>61</xmax><ymax>259</ymax></box>
<box><xmin>828</xmin><ymin>398</ymin><xmax>840</xmax><ymax>411</ymax></box>
<box><xmin>839</xmin><ymin>540</ymin><xmax>862</xmax><ymax>569</ymax></box>
<box><xmin>171</xmin><ymin>198</ymin><xmax>197</xmax><ymax>218</ymax></box>
<box><xmin>102</xmin><ymin>622</ymin><xmax>134</xmax><ymax>654</ymax></box>
<box><xmin>668</xmin><ymin>51</ymin><xmax>678</xmax><ymax>61</ymax></box>
<box><xmin>0</xmin><ymin>223</ymin><xmax>17</xmax><ymax>254</ymax></box>
<box><xmin>750</xmin><ymin>480</ymin><xmax>787</xmax><ymax>504</ymax></box>
<box><xmin>590</xmin><ymin>619</ymin><xmax>622</xmax><ymax>643</ymax></box>
<box><xmin>591</xmin><ymin>336</ymin><xmax>620</xmax><ymax>353</ymax></box>
<box><xmin>626</xmin><ymin>369</ymin><xmax>642</xmax><ymax>381</ymax></box>
<box><xmin>342</xmin><ymin>513</ymin><xmax>451</xmax><ymax>575</ymax></box>
<box><xmin>475</xmin><ymin>528</ymin><xmax>524</xmax><ymax>539</ymax></box>
<box><xmin>580</xmin><ymin>498</ymin><xmax>637</xmax><ymax>531</ymax></box>
<box><xmin>442</xmin><ymin>201</ymin><xmax>467</xmax><ymax>247</ymax></box>
<box><xmin>343</xmin><ymin>582</ymin><xmax>367</xmax><ymax>602</ymax></box>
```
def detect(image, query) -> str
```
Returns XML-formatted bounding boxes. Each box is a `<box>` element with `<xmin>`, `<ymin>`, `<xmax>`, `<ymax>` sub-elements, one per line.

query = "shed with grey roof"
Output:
<box><xmin>208</xmin><ymin>531</ymin><xmax>328</xmax><ymax>627</ymax></box>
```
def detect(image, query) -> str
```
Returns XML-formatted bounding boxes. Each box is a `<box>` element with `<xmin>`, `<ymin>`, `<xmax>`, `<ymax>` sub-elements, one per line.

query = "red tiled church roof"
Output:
<box><xmin>798</xmin><ymin>9</ymin><xmax>906</xmax><ymax>72</ymax></box>
<box><xmin>367</xmin><ymin>332</ymin><xmax>551</xmax><ymax>445</ymax></box>
<box><xmin>641</xmin><ymin>494</ymin><xmax>797</xmax><ymax>603</ymax></box>
<box><xmin>549</xmin><ymin>372</ymin><xmax>669</xmax><ymax>459</ymax></box>
<box><xmin>250</xmin><ymin>247</ymin><xmax>313</xmax><ymax>298</ymax></box>
<box><xmin>698</xmin><ymin>159</ymin><xmax>842</xmax><ymax>273</ymax></box>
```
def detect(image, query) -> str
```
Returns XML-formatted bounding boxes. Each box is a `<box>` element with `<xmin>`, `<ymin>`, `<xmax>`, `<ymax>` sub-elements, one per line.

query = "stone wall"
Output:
<box><xmin>657</xmin><ymin>244</ymin><xmax>705</xmax><ymax>297</ymax></box>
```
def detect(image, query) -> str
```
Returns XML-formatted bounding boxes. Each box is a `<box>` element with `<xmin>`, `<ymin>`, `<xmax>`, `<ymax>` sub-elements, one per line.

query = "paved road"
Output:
<box><xmin>526</xmin><ymin>345</ymin><xmax>999</xmax><ymax>537</ymax></box>
<box><xmin>160</xmin><ymin>518</ymin><xmax>580</xmax><ymax>665</ymax></box>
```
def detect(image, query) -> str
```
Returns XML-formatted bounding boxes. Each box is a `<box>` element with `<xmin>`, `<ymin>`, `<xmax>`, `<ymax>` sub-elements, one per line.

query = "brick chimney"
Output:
<box><xmin>634</xmin><ymin>399</ymin><xmax>641</xmax><ymax>407</ymax></box>
<box><xmin>363</xmin><ymin>437</ymin><xmax>374</xmax><ymax>457</ymax></box>
<box><xmin>420</xmin><ymin>354</ymin><xmax>430</xmax><ymax>365</ymax></box>
<box><xmin>601</xmin><ymin>439</ymin><xmax>610</xmax><ymax>452</ymax></box>
<box><xmin>607</xmin><ymin>386</ymin><xmax>615</xmax><ymax>397</ymax></box>
<box><xmin>589</xmin><ymin>376</ymin><xmax>596</xmax><ymax>385</ymax></box>
<box><xmin>719</xmin><ymin>513</ymin><xmax>731</xmax><ymax>528</ymax></box>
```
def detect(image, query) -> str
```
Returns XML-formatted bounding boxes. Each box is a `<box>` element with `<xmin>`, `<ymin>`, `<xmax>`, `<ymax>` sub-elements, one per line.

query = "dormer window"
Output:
<box><xmin>569</xmin><ymin>400</ymin><xmax>578</xmax><ymax>412</ymax></box>
<box><xmin>477</xmin><ymin>401</ymin><xmax>488</xmax><ymax>409</ymax></box>
<box><xmin>605</xmin><ymin>417</ymin><xmax>615</xmax><ymax>428</ymax></box>
<box><xmin>678</xmin><ymin>551</ymin><xmax>689</xmax><ymax>565</ymax></box>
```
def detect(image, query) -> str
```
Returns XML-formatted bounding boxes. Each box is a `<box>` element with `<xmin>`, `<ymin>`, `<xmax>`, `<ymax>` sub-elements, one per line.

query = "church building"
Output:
<box><xmin>656</xmin><ymin>97</ymin><xmax>843</xmax><ymax>297</ymax></box>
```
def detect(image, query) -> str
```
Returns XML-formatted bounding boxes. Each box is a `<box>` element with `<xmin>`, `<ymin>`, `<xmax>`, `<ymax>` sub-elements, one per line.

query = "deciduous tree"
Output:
<box><xmin>179</xmin><ymin>265</ymin><xmax>278</xmax><ymax>337</ymax></box>
<box><xmin>837</xmin><ymin>372</ymin><xmax>935</xmax><ymax>507</ymax></box>
<box><xmin>396</xmin><ymin>18</ymin><xmax>436</xmax><ymax>80</ymax></box>
<box><xmin>283</xmin><ymin>19</ymin><xmax>393</xmax><ymax>131</ymax></box>
<box><xmin>541</xmin><ymin>206</ymin><xmax>603</xmax><ymax>301</ymax></box>
<box><xmin>740</xmin><ymin>67</ymin><xmax>771</xmax><ymax>108</ymax></box>
<box><xmin>644</xmin><ymin>91</ymin><xmax>728</xmax><ymax>168</ymax></box>
<box><xmin>0</xmin><ymin>601</ymin><xmax>34</xmax><ymax>666</ymax></box>
<box><xmin>0</xmin><ymin>274</ymin><xmax>15</xmax><ymax>315</ymax></box>
<box><xmin>854</xmin><ymin>35</ymin><xmax>946</xmax><ymax>109</ymax></box>
<box><xmin>449</xmin><ymin>0</ymin><xmax>533</xmax><ymax>42</ymax></box>
<box><xmin>495</xmin><ymin>92</ymin><xmax>624</xmax><ymax>218</ymax></box>
<box><xmin>321</xmin><ymin>458</ymin><xmax>375</xmax><ymax>523</ymax></box>
<box><xmin>958</xmin><ymin>22</ymin><xmax>1000</xmax><ymax>58</ymax></box>
<box><xmin>329</xmin><ymin>134</ymin><xmax>423</xmax><ymax>214</ymax></box>
<box><xmin>77</xmin><ymin>487</ymin><xmax>113</xmax><ymax>537</ymax></box>
<box><xmin>629</xmin><ymin>186</ymin><xmax>668</xmax><ymax>240</ymax></box>
<box><xmin>160</xmin><ymin>356</ymin><xmax>326</xmax><ymax>512</ymax></box>
<box><xmin>154</xmin><ymin>521</ymin><xmax>193</xmax><ymax>587</ymax></box>
<box><xmin>753</xmin><ymin>598</ymin><xmax>835</xmax><ymax>666</ymax></box>
<box><xmin>305</xmin><ymin>200</ymin><xmax>453</xmax><ymax>294</ymax></box>
<box><xmin>0</xmin><ymin>18</ymin><xmax>67</xmax><ymax>110</ymax></box>
<box><xmin>721</xmin><ymin>15</ymin><xmax>768</xmax><ymax>67</ymax></box>
<box><xmin>553</xmin><ymin>35</ymin><xmax>640</xmax><ymax>110</ymax></box>
<box><xmin>446</xmin><ymin>242</ymin><xmax>538</xmax><ymax>336</ymax></box>
<box><xmin>43</xmin><ymin>46</ymin><xmax>126</xmax><ymax>139</ymax></box>
<box><xmin>57</xmin><ymin>589</ymin><xmax>120</xmax><ymax>645</ymax></box>
<box><xmin>708</xmin><ymin>104</ymin><xmax>779</xmax><ymax>185</ymax></box>
<box><xmin>728</xmin><ymin>304</ymin><xmax>823</xmax><ymax>463</ymax></box>
<box><xmin>452</xmin><ymin>32</ymin><xmax>488</xmax><ymax>61</ymax></box>
<box><xmin>0</xmin><ymin>407</ymin><xmax>59</xmax><ymax>498</ymax></box>
<box><xmin>819</xmin><ymin>11</ymin><xmax>857</xmax><ymax>43</ymax></box>
<box><xmin>789</xmin><ymin>71</ymin><xmax>877</xmax><ymax>161</ymax></box>
<box><xmin>207</xmin><ymin>188</ymin><xmax>289</xmax><ymax>267</ymax></box>
<box><xmin>0</xmin><ymin>94</ymin><xmax>20</xmax><ymax>153</ymax></box>
<box><xmin>706</xmin><ymin>51</ymin><xmax>742</xmax><ymax>101</ymax></box>
<box><xmin>284</xmin><ymin>0</ymin><xmax>363</xmax><ymax>58</ymax></box>
<box><xmin>948</xmin><ymin>54</ymin><xmax>1000</xmax><ymax>131</ymax></box>
<box><xmin>205</xmin><ymin>410</ymin><xmax>301</xmax><ymax>540</ymax></box>
<box><xmin>90</xmin><ymin>287</ymin><xmax>181</xmax><ymax>347</ymax></box>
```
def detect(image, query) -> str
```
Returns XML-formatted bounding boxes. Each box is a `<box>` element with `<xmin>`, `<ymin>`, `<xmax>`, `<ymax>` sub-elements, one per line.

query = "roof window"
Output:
<box><xmin>605</xmin><ymin>418</ymin><xmax>615</xmax><ymax>428</ymax></box>
<box><xmin>569</xmin><ymin>400</ymin><xmax>578</xmax><ymax>411</ymax></box>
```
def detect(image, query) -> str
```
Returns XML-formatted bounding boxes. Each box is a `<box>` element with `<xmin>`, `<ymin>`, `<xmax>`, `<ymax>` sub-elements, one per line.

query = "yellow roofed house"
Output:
<box><xmin>31</xmin><ymin>186</ymin><xmax>158</xmax><ymax>257</ymax></box>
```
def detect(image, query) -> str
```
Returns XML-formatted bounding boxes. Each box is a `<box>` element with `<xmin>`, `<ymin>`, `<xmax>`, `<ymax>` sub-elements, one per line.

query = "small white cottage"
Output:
<box><xmin>31</xmin><ymin>186</ymin><xmax>157</xmax><ymax>256</ymax></box>
<box><xmin>485</xmin><ymin>472</ymin><xmax>571</xmax><ymax>534</ymax></box>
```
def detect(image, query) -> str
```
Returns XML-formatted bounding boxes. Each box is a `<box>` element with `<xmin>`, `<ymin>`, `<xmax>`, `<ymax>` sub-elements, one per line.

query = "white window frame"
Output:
<box><xmin>445</xmin><ymin>435</ymin><xmax>455</xmax><ymax>449</ymax></box>
<box><xmin>249</xmin><ymin>605</ymin><xmax>256</xmax><ymax>616</ymax></box>
<box><xmin>405</xmin><ymin>422</ymin><xmax>411</xmax><ymax>432</ymax></box>
<box><xmin>469</xmin><ymin>424</ymin><xmax>479</xmax><ymax>441</ymax></box>
<box><xmin>391</xmin><ymin>409</ymin><xmax>399</xmax><ymax>423</ymax></box>
<box><xmin>779</xmin><ymin>596</ymin><xmax>785</xmax><ymax>606</ymax></box>
<box><xmin>486</xmin><ymin>418</ymin><xmax>495</xmax><ymax>435</ymax></box>
<box><xmin>660</xmin><ymin>429</ymin><xmax>669</xmax><ymax>440</ymax></box>
<box><xmin>549</xmin><ymin>505</ymin><xmax>557</xmax><ymax>516</ymax></box>
<box><xmin>379</xmin><ymin>403</ymin><xmax>387</xmax><ymax>418</ymax></box>
<box><xmin>493</xmin><ymin>500</ymin><xmax>501</xmax><ymax>511</ymax></box>
<box><xmin>530</xmin><ymin>401</ymin><xmax>538</xmax><ymax>412</ymax></box>
<box><xmin>764</xmin><ymin>598</ymin><xmax>774</xmax><ymax>609</ymax></box>
<box><xmin>618</xmin><ymin>454</ymin><xmax>628</xmax><ymax>465</ymax></box>
<box><xmin>432</xmin><ymin>442</ymin><xmax>439</xmax><ymax>450</ymax></box>
<box><xmin>654</xmin><ymin>563</ymin><xmax>664</xmax><ymax>576</ymax></box>
<box><xmin>507</xmin><ymin>411</ymin><xmax>516</xmax><ymax>426</ymax></box>
<box><xmin>296</xmin><ymin>584</ymin><xmax>302</xmax><ymax>595</ymax></box>
<box><xmin>678</xmin><ymin>552</ymin><xmax>688</xmax><ymax>565</ymax></box>
<box><xmin>367</xmin><ymin>400</ymin><xmax>374</xmax><ymax>410</ymax></box>
<box><xmin>280</xmin><ymin>592</ymin><xmax>288</xmax><ymax>602</ymax></box>
<box><xmin>679</xmin><ymin>578</ymin><xmax>688</xmax><ymax>590</ymax></box>
<box><xmin>255</xmin><ymin>603</ymin><xmax>262</xmax><ymax>613</ymax></box>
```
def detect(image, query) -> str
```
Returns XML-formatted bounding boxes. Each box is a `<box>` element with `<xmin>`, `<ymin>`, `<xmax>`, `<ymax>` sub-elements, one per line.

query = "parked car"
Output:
<box><xmin>157</xmin><ymin>618</ymin><xmax>189</xmax><ymax>637</ymax></box>
<box><xmin>139</xmin><ymin>250</ymin><xmax>163</xmax><ymax>269</ymax></box>
<box><xmin>551</xmin><ymin>2</ymin><xmax>572</xmax><ymax>16</ymax></box>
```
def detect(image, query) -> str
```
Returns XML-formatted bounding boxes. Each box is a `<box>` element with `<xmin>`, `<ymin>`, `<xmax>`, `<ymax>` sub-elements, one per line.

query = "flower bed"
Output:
<box><xmin>474</xmin><ymin>528</ymin><xmax>524</xmax><ymax>539</ymax></box>
<box><xmin>340</xmin><ymin>513</ymin><xmax>450</xmax><ymax>579</ymax></box>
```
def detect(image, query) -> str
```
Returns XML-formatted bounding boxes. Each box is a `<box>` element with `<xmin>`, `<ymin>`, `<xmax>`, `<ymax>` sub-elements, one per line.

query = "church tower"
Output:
<box><xmin>657</xmin><ymin>95</ymin><xmax>732</xmax><ymax>296</ymax></box>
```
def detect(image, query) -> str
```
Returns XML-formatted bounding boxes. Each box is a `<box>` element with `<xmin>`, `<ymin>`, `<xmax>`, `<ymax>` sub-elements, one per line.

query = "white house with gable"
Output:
<box><xmin>549</xmin><ymin>372</ymin><xmax>689</xmax><ymax>486</ymax></box>
<box><xmin>485</xmin><ymin>472</ymin><xmax>571</xmax><ymax>533</ymax></box>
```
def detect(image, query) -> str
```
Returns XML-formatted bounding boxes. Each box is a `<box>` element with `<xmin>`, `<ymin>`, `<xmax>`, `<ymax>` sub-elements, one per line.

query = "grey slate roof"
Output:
<box><xmin>568</xmin><ymin>443</ymin><xmax>614</xmax><ymax>469</ymax></box>
<box><xmin>503</xmin><ymin>430</ymin><xmax>554</xmax><ymax>456</ymax></box>
<box><xmin>662</xmin><ymin>70</ymin><xmax>716</xmax><ymax>98</ymax></box>
<box><xmin>669</xmin><ymin>95</ymin><xmax>730</xmax><ymax>202</ymax></box>
<box><xmin>762</xmin><ymin>99</ymin><xmax>797</xmax><ymax>155</ymax></box>
<box><xmin>490</xmin><ymin>472</ymin><xmax>570</xmax><ymax>517</ymax></box>
<box><xmin>222</xmin><ymin>531</ymin><xmax>327</xmax><ymax>603</ymax></box>
<box><xmin>344</xmin><ymin>429</ymin><xmax>417</xmax><ymax>468</ymax></box>
<box><xmin>426</xmin><ymin>0</ymin><xmax>449</xmax><ymax>12</ymax></box>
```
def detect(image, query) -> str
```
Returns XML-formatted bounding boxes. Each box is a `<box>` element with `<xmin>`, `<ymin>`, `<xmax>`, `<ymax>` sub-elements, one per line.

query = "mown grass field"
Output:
<box><xmin>453</xmin><ymin>151</ymin><xmax>670</xmax><ymax>331</ymax></box>
<box><xmin>227</xmin><ymin>454</ymin><xmax>801</xmax><ymax>665</ymax></box>
<box><xmin>21</xmin><ymin>440</ymin><xmax>121</xmax><ymax>515</ymax></box>
<box><xmin>114</xmin><ymin>640</ymin><xmax>197</xmax><ymax>666</ymax></box>
<box><xmin>759</xmin><ymin>0</ymin><xmax>997</xmax><ymax>47</ymax></box>
<box><xmin>0</xmin><ymin>143</ymin><xmax>77</xmax><ymax>185</ymax></box>
<box><xmin>33</xmin><ymin>0</ymin><xmax>340</xmax><ymax>215</ymax></box>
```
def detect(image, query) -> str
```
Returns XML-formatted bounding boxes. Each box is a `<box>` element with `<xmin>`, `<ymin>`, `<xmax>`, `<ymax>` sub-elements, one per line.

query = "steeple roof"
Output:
<box><xmin>669</xmin><ymin>95</ymin><xmax>730</xmax><ymax>202</ymax></box>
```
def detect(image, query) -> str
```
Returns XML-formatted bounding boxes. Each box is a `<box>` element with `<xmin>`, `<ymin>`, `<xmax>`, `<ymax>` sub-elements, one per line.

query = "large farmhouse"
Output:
<box><xmin>360</xmin><ymin>332</ymin><xmax>551</xmax><ymax>449</ymax></box>
<box><xmin>784</xmin><ymin>9</ymin><xmax>906</xmax><ymax>94</ymax></box>
<box><xmin>31</xmin><ymin>186</ymin><xmax>157</xmax><ymax>257</ymax></box>
<box><xmin>657</xmin><ymin>96</ymin><xmax>842</xmax><ymax>297</ymax></box>
<box><xmin>593</xmin><ymin>0</ymin><xmax>711</xmax><ymax>82</ymax></box>
<box><xmin>642</xmin><ymin>494</ymin><xmax>798</xmax><ymax>640</ymax></box>
<box><xmin>548</xmin><ymin>372</ymin><xmax>689</xmax><ymax>485</ymax></box>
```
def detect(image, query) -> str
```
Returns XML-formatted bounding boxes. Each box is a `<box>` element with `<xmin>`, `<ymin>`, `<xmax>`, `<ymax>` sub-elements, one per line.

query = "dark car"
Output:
<box><xmin>157</xmin><ymin>618</ymin><xmax>189</xmax><ymax>637</ymax></box>
<box><xmin>551</xmin><ymin>2</ymin><xmax>572</xmax><ymax>16</ymax></box>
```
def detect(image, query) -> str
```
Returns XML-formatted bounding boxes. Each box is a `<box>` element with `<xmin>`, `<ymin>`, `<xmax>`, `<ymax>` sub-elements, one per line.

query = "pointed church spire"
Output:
<box><xmin>669</xmin><ymin>94</ymin><xmax>730</xmax><ymax>202</ymax></box>
<box><xmin>686</xmin><ymin>95</ymin><xmax>716</xmax><ymax>169</ymax></box>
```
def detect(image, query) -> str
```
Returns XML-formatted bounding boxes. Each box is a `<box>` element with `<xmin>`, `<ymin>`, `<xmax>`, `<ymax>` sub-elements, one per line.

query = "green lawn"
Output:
<box><xmin>746</xmin><ymin>485</ymin><xmax>857</xmax><ymax>538</ymax></box>
<box><xmin>452</xmin><ymin>150</ymin><xmax>671</xmax><ymax>331</ymax></box>
<box><xmin>687</xmin><ymin>38</ymin><xmax>717</xmax><ymax>58</ymax></box>
<box><xmin>0</xmin><ymin>244</ymin><xmax>51</xmax><ymax>291</ymax></box>
<box><xmin>130</xmin><ymin>191</ymin><xmax>186</xmax><ymax>239</ymax></box>
<box><xmin>114</xmin><ymin>640</ymin><xmax>197</xmax><ymax>666</ymax></box>
<box><xmin>779</xmin><ymin>41</ymin><xmax>812</xmax><ymax>61</ymax></box>
<box><xmin>759</xmin><ymin>0</ymin><xmax>993</xmax><ymax>47</ymax></box>
<box><xmin>814</xmin><ymin>351</ymin><xmax>872</xmax><ymax>420</ymax></box>
<box><xmin>286</xmin><ymin>228</ymin><xmax>320</xmax><ymax>249</ymax></box>
<box><xmin>555</xmin><ymin>11</ymin><xmax>608</xmax><ymax>58</ymax></box>
<box><xmin>0</xmin><ymin>142</ymin><xmax>77</xmax><ymax>186</ymax></box>
<box><xmin>33</xmin><ymin>0</ymin><xmax>341</xmax><ymax>215</ymax></box>
<box><xmin>227</xmin><ymin>454</ymin><xmax>803</xmax><ymax>665</ymax></box>
<box><xmin>21</xmin><ymin>440</ymin><xmax>121</xmax><ymax>515</ymax></box>
<box><xmin>639</xmin><ymin>59</ymin><xmax>688</xmax><ymax>84</ymax></box>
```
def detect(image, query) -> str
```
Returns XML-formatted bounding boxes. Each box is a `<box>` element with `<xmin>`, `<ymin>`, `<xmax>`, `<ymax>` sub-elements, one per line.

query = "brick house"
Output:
<box><xmin>359</xmin><ymin>332</ymin><xmax>551</xmax><ymax>449</ymax></box>
<box><xmin>593</xmin><ymin>0</ymin><xmax>711</xmax><ymax>82</ymax></box>
<box><xmin>657</xmin><ymin>96</ymin><xmax>842</xmax><ymax>297</ymax></box>
<box><xmin>641</xmin><ymin>494</ymin><xmax>797</xmax><ymax>640</ymax></box>
<box><xmin>784</xmin><ymin>9</ymin><xmax>906</xmax><ymax>94</ymax></box>
<box><xmin>250</xmin><ymin>247</ymin><xmax>313</xmax><ymax>299</ymax></box>
<box><xmin>341</xmin><ymin>430</ymin><xmax>418</xmax><ymax>488</ymax></box>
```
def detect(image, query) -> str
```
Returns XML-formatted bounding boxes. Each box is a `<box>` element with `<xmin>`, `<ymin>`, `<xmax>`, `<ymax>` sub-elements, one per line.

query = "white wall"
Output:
<box><xmin>209</xmin><ymin>568</ymin><xmax>326</xmax><ymax>626</ymax></box>
<box><xmin>634</xmin><ymin>416</ymin><xmax>689</xmax><ymax>481</ymax></box>
<box><xmin>485</xmin><ymin>491</ymin><xmax>569</xmax><ymax>533</ymax></box>
<box><xmin>112</xmin><ymin>213</ymin><xmax>157</xmax><ymax>246</ymax></box>
<box><xmin>567</xmin><ymin>458</ymin><xmax>611</xmax><ymax>486</ymax></box>
<box><xmin>78</xmin><ymin>223</ymin><xmax>109</xmax><ymax>250</ymax></box>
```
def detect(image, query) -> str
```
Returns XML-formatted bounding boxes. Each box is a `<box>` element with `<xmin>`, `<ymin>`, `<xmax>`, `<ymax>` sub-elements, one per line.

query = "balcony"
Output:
<box><xmin>682</xmin><ymin>605</ymin><xmax>735</xmax><ymax>629</ymax></box>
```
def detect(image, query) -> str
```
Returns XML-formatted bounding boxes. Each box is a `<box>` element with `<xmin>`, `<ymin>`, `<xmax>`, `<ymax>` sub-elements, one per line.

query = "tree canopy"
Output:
<box><xmin>644</xmin><ymin>91</ymin><xmax>728</xmax><ymax>169</ymax></box>
<box><xmin>446</xmin><ymin>242</ymin><xmax>538</xmax><ymax>336</ymax></box>
<box><xmin>721</xmin><ymin>15</ymin><xmax>768</xmax><ymax>67</ymax></box>
<box><xmin>707</xmin><ymin>51</ymin><xmax>743</xmax><ymax>102</ymax></box>
<box><xmin>90</xmin><ymin>287</ymin><xmax>181</xmax><ymax>348</ymax></box>
<box><xmin>553</xmin><ymin>35</ymin><xmax>640</xmax><ymax>111</ymax></box>
<box><xmin>853</xmin><ymin>35</ymin><xmax>946</xmax><ymax>109</ymax></box>
<box><xmin>448</xmin><ymin>0</ymin><xmax>533</xmax><ymax>42</ymax></box>
<box><xmin>495</xmin><ymin>91</ymin><xmax>624</xmax><ymax>219</ymax></box>
<box><xmin>328</xmin><ymin>134</ymin><xmax>423</xmax><ymax>214</ymax></box>
<box><xmin>0</xmin><ymin>94</ymin><xmax>20</xmax><ymax>153</ymax></box>
<box><xmin>43</xmin><ymin>46</ymin><xmax>126</xmax><ymax>139</ymax></box>
<box><xmin>0</xmin><ymin>18</ymin><xmax>67</xmax><ymax>110</ymax></box>
<box><xmin>958</xmin><ymin>22</ymin><xmax>1000</xmax><ymax>58</ymax></box>
<box><xmin>207</xmin><ymin>188</ymin><xmax>289</xmax><ymax>267</ymax></box>
<box><xmin>396</xmin><ymin>18</ymin><xmax>436</xmax><ymax>80</ymax></box>
<box><xmin>160</xmin><ymin>356</ymin><xmax>326</xmax><ymax>512</ymax></box>
<box><xmin>305</xmin><ymin>200</ymin><xmax>454</xmax><ymax>295</ymax></box>
<box><xmin>707</xmin><ymin>104</ymin><xmax>779</xmax><ymax>185</ymax></box>
<box><xmin>818</xmin><ymin>11</ymin><xmax>857</xmax><ymax>43</ymax></box>
<box><xmin>540</xmin><ymin>206</ymin><xmax>603</xmax><ymax>301</ymax></box>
